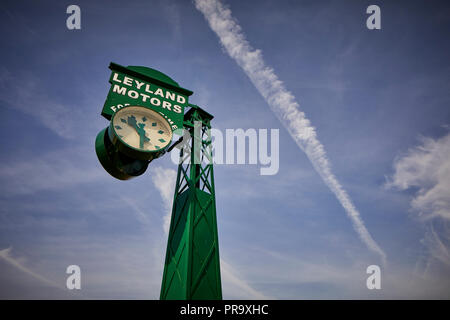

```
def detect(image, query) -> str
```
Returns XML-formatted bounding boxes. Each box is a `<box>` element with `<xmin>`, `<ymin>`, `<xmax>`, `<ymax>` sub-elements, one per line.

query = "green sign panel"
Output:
<box><xmin>102</xmin><ymin>63</ymin><xmax>193</xmax><ymax>133</ymax></box>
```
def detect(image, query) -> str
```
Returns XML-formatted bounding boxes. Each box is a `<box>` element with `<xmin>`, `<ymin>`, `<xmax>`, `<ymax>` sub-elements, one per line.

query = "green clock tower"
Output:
<box><xmin>95</xmin><ymin>63</ymin><xmax>222</xmax><ymax>300</ymax></box>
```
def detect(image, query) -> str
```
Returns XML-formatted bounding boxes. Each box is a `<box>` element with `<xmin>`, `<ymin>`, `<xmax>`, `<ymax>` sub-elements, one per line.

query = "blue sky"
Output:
<box><xmin>0</xmin><ymin>0</ymin><xmax>450</xmax><ymax>299</ymax></box>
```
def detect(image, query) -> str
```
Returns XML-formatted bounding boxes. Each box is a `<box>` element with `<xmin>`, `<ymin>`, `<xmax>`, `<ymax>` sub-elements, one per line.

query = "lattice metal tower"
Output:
<box><xmin>160</xmin><ymin>104</ymin><xmax>222</xmax><ymax>300</ymax></box>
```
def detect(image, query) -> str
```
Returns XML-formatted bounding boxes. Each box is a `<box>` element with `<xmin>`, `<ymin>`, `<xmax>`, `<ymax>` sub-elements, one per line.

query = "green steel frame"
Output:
<box><xmin>160</xmin><ymin>105</ymin><xmax>222</xmax><ymax>300</ymax></box>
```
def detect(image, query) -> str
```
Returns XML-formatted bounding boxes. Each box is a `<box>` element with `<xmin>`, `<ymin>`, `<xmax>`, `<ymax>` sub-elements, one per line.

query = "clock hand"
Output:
<box><xmin>128</xmin><ymin>116</ymin><xmax>151</xmax><ymax>148</ymax></box>
<box><xmin>139</xmin><ymin>132</ymin><xmax>151</xmax><ymax>149</ymax></box>
<box><xmin>139</xmin><ymin>132</ymin><xmax>145</xmax><ymax>149</ymax></box>
<box><xmin>137</xmin><ymin>122</ymin><xmax>150</xmax><ymax>149</ymax></box>
<box><xmin>127</xmin><ymin>115</ymin><xmax>140</xmax><ymax>133</ymax></box>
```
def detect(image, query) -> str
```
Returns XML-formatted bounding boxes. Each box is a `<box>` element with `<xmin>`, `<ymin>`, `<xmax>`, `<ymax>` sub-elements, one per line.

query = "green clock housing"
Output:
<box><xmin>95</xmin><ymin>105</ymin><xmax>173</xmax><ymax>180</ymax></box>
<box><xmin>95</xmin><ymin>127</ymin><xmax>149</xmax><ymax>180</ymax></box>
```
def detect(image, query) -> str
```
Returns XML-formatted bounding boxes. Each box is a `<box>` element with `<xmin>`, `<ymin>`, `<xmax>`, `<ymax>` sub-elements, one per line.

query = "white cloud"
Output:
<box><xmin>150</xmin><ymin>167</ymin><xmax>177</xmax><ymax>234</ymax></box>
<box><xmin>0</xmin><ymin>235</ymin><xmax>164</xmax><ymax>299</ymax></box>
<box><xmin>0</xmin><ymin>247</ymin><xmax>64</xmax><ymax>290</ymax></box>
<box><xmin>239</xmin><ymin>247</ymin><xmax>450</xmax><ymax>299</ymax></box>
<box><xmin>0</xmin><ymin>146</ymin><xmax>104</xmax><ymax>196</ymax></box>
<box><xmin>387</xmin><ymin>133</ymin><xmax>450</xmax><ymax>271</ymax></box>
<box><xmin>422</xmin><ymin>222</ymin><xmax>450</xmax><ymax>269</ymax></box>
<box><xmin>387</xmin><ymin>133</ymin><xmax>450</xmax><ymax>221</ymax></box>
<box><xmin>0</xmin><ymin>69</ymin><xmax>83</xmax><ymax>140</ymax></box>
<box><xmin>194</xmin><ymin>0</ymin><xmax>386</xmax><ymax>265</ymax></box>
<box><xmin>220</xmin><ymin>259</ymin><xmax>270</xmax><ymax>299</ymax></box>
<box><xmin>120</xmin><ymin>195</ymin><xmax>153</xmax><ymax>226</ymax></box>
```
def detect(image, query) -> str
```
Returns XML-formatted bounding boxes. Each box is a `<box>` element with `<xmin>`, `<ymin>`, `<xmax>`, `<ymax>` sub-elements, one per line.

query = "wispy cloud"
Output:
<box><xmin>0</xmin><ymin>69</ymin><xmax>78</xmax><ymax>139</ymax></box>
<box><xmin>194</xmin><ymin>0</ymin><xmax>386</xmax><ymax>265</ymax></box>
<box><xmin>150</xmin><ymin>167</ymin><xmax>177</xmax><ymax>234</ymax></box>
<box><xmin>387</xmin><ymin>132</ymin><xmax>450</xmax><ymax>269</ymax></box>
<box><xmin>232</xmin><ymin>246</ymin><xmax>450</xmax><ymax>299</ymax></box>
<box><xmin>120</xmin><ymin>195</ymin><xmax>153</xmax><ymax>226</ymax></box>
<box><xmin>220</xmin><ymin>259</ymin><xmax>270</xmax><ymax>299</ymax></box>
<box><xmin>422</xmin><ymin>221</ymin><xmax>450</xmax><ymax>269</ymax></box>
<box><xmin>386</xmin><ymin>133</ymin><xmax>450</xmax><ymax>221</ymax></box>
<box><xmin>0</xmin><ymin>247</ymin><xmax>64</xmax><ymax>290</ymax></box>
<box><xmin>0</xmin><ymin>146</ymin><xmax>104</xmax><ymax>196</ymax></box>
<box><xmin>0</xmin><ymin>68</ymin><xmax>102</xmax><ymax>142</ymax></box>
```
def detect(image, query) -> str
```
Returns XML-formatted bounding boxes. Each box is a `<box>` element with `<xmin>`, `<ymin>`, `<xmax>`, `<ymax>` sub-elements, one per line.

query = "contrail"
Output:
<box><xmin>0</xmin><ymin>247</ymin><xmax>64</xmax><ymax>289</ymax></box>
<box><xmin>194</xmin><ymin>0</ymin><xmax>386</xmax><ymax>265</ymax></box>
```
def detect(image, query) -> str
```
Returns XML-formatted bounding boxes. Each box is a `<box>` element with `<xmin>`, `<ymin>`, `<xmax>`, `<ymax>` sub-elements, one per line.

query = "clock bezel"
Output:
<box><xmin>109</xmin><ymin>105</ymin><xmax>173</xmax><ymax>160</ymax></box>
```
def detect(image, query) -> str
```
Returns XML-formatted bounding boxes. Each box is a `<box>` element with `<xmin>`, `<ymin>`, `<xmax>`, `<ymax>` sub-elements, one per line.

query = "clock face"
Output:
<box><xmin>111</xmin><ymin>106</ymin><xmax>173</xmax><ymax>152</ymax></box>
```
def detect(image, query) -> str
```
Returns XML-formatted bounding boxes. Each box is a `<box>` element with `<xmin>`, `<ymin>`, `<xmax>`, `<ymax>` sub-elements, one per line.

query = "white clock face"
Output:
<box><xmin>111</xmin><ymin>106</ymin><xmax>173</xmax><ymax>152</ymax></box>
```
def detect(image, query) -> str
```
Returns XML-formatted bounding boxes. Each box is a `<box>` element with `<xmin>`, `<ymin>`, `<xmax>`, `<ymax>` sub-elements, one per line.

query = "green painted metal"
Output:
<box><xmin>101</xmin><ymin>62</ymin><xmax>193</xmax><ymax>134</ymax></box>
<box><xmin>95</xmin><ymin>127</ymin><xmax>149</xmax><ymax>180</ymax></box>
<box><xmin>95</xmin><ymin>63</ymin><xmax>222</xmax><ymax>298</ymax></box>
<box><xmin>160</xmin><ymin>105</ymin><xmax>222</xmax><ymax>300</ymax></box>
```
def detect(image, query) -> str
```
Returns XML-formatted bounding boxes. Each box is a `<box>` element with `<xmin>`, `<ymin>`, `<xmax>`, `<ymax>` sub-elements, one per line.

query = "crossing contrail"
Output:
<box><xmin>194</xmin><ymin>0</ymin><xmax>387</xmax><ymax>265</ymax></box>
